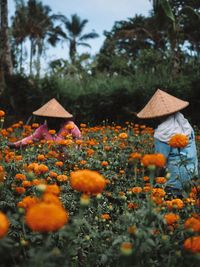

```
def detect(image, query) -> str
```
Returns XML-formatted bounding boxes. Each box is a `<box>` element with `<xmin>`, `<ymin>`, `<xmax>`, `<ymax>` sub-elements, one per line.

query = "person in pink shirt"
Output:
<box><xmin>8</xmin><ymin>98</ymin><xmax>82</xmax><ymax>148</ymax></box>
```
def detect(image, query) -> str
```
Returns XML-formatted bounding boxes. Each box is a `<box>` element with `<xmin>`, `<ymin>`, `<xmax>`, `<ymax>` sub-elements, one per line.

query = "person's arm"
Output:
<box><xmin>71</xmin><ymin>124</ymin><xmax>82</xmax><ymax>140</ymax></box>
<box><xmin>8</xmin><ymin>125</ymin><xmax>45</xmax><ymax>148</ymax></box>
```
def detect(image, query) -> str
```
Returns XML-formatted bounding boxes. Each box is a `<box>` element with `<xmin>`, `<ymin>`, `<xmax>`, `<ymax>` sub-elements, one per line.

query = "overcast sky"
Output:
<box><xmin>8</xmin><ymin>0</ymin><xmax>152</xmax><ymax>68</ymax></box>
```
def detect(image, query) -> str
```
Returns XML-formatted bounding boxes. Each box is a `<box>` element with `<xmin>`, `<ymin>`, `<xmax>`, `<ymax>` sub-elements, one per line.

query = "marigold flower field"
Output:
<box><xmin>0</xmin><ymin>114</ymin><xmax>200</xmax><ymax>267</ymax></box>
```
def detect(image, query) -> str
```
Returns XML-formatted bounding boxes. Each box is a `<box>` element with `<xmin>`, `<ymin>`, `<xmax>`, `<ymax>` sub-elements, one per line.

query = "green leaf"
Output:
<box><xmin>160</xmin><ymin>0</ymin><xmax>175</xmax><ymax>24</ymax></box>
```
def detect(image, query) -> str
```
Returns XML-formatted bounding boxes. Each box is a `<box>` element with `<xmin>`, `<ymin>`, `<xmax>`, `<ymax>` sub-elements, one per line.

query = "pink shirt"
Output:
<box><xmin>14</xmin><ymin>121</ymin><xmax>82</xmax><ymax>147</ymax></box>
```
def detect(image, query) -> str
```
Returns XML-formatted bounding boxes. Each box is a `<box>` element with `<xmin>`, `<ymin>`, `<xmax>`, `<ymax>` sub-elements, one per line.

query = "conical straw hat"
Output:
<box><xmin>33</xmin><ymin>98</ymin><xmax>73</xmax><ymax>118</ymax></box>
<box><xmin>137</xmin><ymin>89</ymin><xmax>189</xmax><ymax>119</ymax></box>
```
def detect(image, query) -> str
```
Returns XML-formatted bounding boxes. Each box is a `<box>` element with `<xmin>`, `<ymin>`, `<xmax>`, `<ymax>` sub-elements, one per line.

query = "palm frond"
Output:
<box><xmin>79</xmin><ymin>32</ymin><xmax>99</xmax><ymax>41</ymax></box>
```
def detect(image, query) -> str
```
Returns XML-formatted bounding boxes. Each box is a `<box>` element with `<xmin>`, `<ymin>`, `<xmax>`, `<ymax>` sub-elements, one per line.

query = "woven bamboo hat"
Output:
<box><xmin>137</xmin><ymin>89</ymin><xmax>189</xmax><ymax>119</ymax></box>
<box><xmin>33</xmin><ymin>98</ymin><xmax>73</xmax><ymax>119</ymax></box>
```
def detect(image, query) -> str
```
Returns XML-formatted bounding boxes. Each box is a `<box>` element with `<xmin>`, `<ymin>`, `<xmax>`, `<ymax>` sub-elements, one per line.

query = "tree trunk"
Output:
<box><xmin>0</xmin><ymin>0</ymin><xmax>13</xmax><ymax>76</ymax></box>
<box><xmin>30</xmin><ymin>38</ymin><xmax>34</xmax><ymax>76</ymax></box>
<box><xmin>20</xmin><ymin>42</ymin><xmax>23</xmax><ymax>73</ymax></box>
<box><xmin>70</xmin><ymin>38</ymin><xmax>76</xmax><ymax>65</ymax></box>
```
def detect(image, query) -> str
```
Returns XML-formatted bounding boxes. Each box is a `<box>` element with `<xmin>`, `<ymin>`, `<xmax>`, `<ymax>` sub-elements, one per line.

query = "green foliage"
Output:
<box><xmin>1</xmin><ymin>55</ymin><xmax>200</xmax><ymax>126</ymax></box>
<box><xmin>0</xmin><ymin>122</ymin><xmax>199</xmax><ymax>267</ymax></box>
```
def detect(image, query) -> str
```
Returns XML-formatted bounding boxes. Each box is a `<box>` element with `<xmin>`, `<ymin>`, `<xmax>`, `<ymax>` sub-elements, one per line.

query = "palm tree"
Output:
<box><xmin>0</xmin><ymin>0</ymin><xmax>13</xmax><ymax>94</ymax></box>
<box><xmin>12</xmin><ymin>0</ymin><xmax>27</xmax><ymax>73</ymax></box>
<box><xmin>150</xmin><ymin>0</ymin><xmax>199</xmax><ymax>74</ymax></box>
<box><xmin>62</xmin><ymin>14</ymin><xmax>99</xmax><ymax>64</ymax></box>
<box><xmin>12</xmin><ymin>0</ymin><xmax>66</xmax><ymax>76</ymax></box>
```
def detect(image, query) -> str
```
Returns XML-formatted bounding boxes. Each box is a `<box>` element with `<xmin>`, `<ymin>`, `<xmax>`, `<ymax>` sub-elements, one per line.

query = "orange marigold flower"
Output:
<box><xmin>87</xmin><ymin>149</ymin><xmax>95</xmax><ymax>156</ymax></box>
<box><xmin>127</xmin><ymin>202</ymin><xmax>139</xmax><ymax>209</ymax></box>
<box><xmin>80</xmin><ymin>123</ymin><xmax>86</xmax><ymax>128</ymax></box>
<box><xmin>155</xmin><ymin>177</ymin><xmax>167</xmax><ymax>184</ymax></box>
<box><xmin>49</xmin><ymin>129</ymin><xmax>56</xmax><ymax>135</ymax></box>
<box><xmin>1</xmin><ymin>129</ymin><xmax>8</xmax><ymax>137</ymax></box>
<box><xmin>31</xmin><ymin>179</ymin><xmax>41</xmax><ymax>186</ymax></box>
<box><xmin>38</xmin><ymin>164</ymin><xmax>49</xmax><ymax>174</ymax></box>
<box><xmin>184</xmin><ymin>217</ymin><xmax>200</xmax><ymax>232</ymax></box>
<box><xmin>15</xmin><ymin>187</ymin><xmax>26</xmax><ymax>194</ymax></box>
<box><xmin>15</xmin><ymin>173</ymin><xmax>26</xmax><ymax>181</ymax></box>
<box><xmin>152</xmin><ymin>196</ymin><xmax>163</xmax><ymax>205</ymax></box>
<box><xmin>171</xmin><ymin>198</ymin><xmax>184</xmax><ymax>209</ymax></box>
<box><xmin>183</xmin><ymin>236</ymin><xmax>200</xmax><ymax>253</ymax></box>
<box><xmin>169</xmin><ymin>134</ymin><xmax>189</xmax><ymax>148</ymax></box>
<box><xmin>164</xmin><ymin>213</ymin><xmax>180</xmax><ymax>225</ymax></box>
<box><xmin>131</xmin><ymin>187</ymin><xmax>142</xmax><ymax>194</ymax></box>
<box><xmin>55</xmin><ymin>161</ymin><xmax>64</xmax><ymax>168</ymax></box>
<box><xmin>32</xmin><ymin>123</ymin><xmax>39</xmax><ymax>128</ymax></box>
<box><xmin>65</xmin><ymin>123</ymin><xmax>74</xmax><ymax>130</ymax></box>
<box><xmin>56</xmin><ymin>175</ymin><xmax>68</xmax><ymax>182</ymax></box>
<box><xmin>101</xmin><ymin>161</ymin><xmax>108</xmax><ymax>167</ymax></box>
<box><xmin>101</xmin><ymin>214</ymin><xmax>110</xmax><ymax>220</ymax></box>
<box><xmin>49</xmin><ymin>171</ymin><xmax>58</xmax><ymax>178</ymax></box>
<box><xmin>143</xmin><ymin>176</ymin><xmax>150</xmax><ymax>182</ymax></box>
<box><xmin>15</xmin><ymin>155</ymin><xmax>23</xmax><ymax>161</ymax></box>
<box><xmin>143</xmin><ymin>185</ymin><xmax>151</xmax><ymax>192</ymax></box>
<box><xmin>17</xmin><ymin>196</ymin><xmax>39</xmax><ymax>210</ymax></box>
<box><xmin>118</xmin><ymin>132</ymin><xmax>128</xmax><ymax>139</ymax></box>
<box><xmin>12</xmin><ymin>123</ymin><xmax>20</xmax><ymax>128</ymax></box>
<box><xmin>45</xmin><ymin>184</ymin><xmax>60</xmax><ymax>195</ymax></box>
<box><xmin>141</xmin><ymin>153</ymin><xmax>166</xmax><ymax>168</ymax></box>
<box><xmin>152</xmin><ymin>188</ymin><xmax>166</xmax><ymax>198</ymax></box>
<box><xmin>166</xmin><ymin>199</ymin><xmax>184</xmax><ymax>210</ymax></box>
<box><xmin>76</xmin><ymin>139</ymin><xmax>82</xmax><ymax>145</ymax></box>
<box><xmin>0</xmin><ymin>110</ymin><xmax>5</xmax><ymax>117</ymax></box>
<box><xmin>129</xmin><ymin>152</ymin><xmax>142</xmax><ymax>160</ymax></box>
<box><xmin>22</xmin><ymin>180</ymin><xmax>32</xmax><ymax>187</ymax></box>
<box><xmin>104</xmin><ymin>145</ymin><xmax>111</xmax><ymax>151</ymax></box>
<box><xmin>37</xmin><ymin>154</ymin><xmax>46</xmax><ymax>161</ymax></box>
<box><xmin>120</xmin><ymin>242</ymin><xmax>133</xmax><ymax>256</ymax></box>
<box><xmin>70</xmin><ymin>169</ymin><xmax>106</xmax><ymax>194</ymax></box>
<box><xmin>42</xmin><ymin>193</ymin><xmax>62</xmax><ymax>206</ymax></box>
<box><xmin>25</xmin><ymin>202</ymin><xmax>68</xmax><ymax>232</ymax></box>
<box><xmin>0</xmin><ymin>212</ymin><xmax>9</xmax><ymax>238</ymax></box>
<box><xmin>128</xmin><ymin>225</ymin><xmax>137</xmax><ymax>234</ymax></box>
<box><xmin>80</xmin><ymin>160</ymin><xmax>87</xmax><ymax>165</ymax></box>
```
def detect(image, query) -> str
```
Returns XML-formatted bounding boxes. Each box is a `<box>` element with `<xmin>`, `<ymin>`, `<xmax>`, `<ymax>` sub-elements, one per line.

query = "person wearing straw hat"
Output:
<box><xmin>7</xmin><ymin>98</ymin><xmax>82</xmax><ymax>148</ymax></box>
<box><xmin>137</xmin><ymin>89</ymin><xmax>198</xmax><ymax>197</ymax></box>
